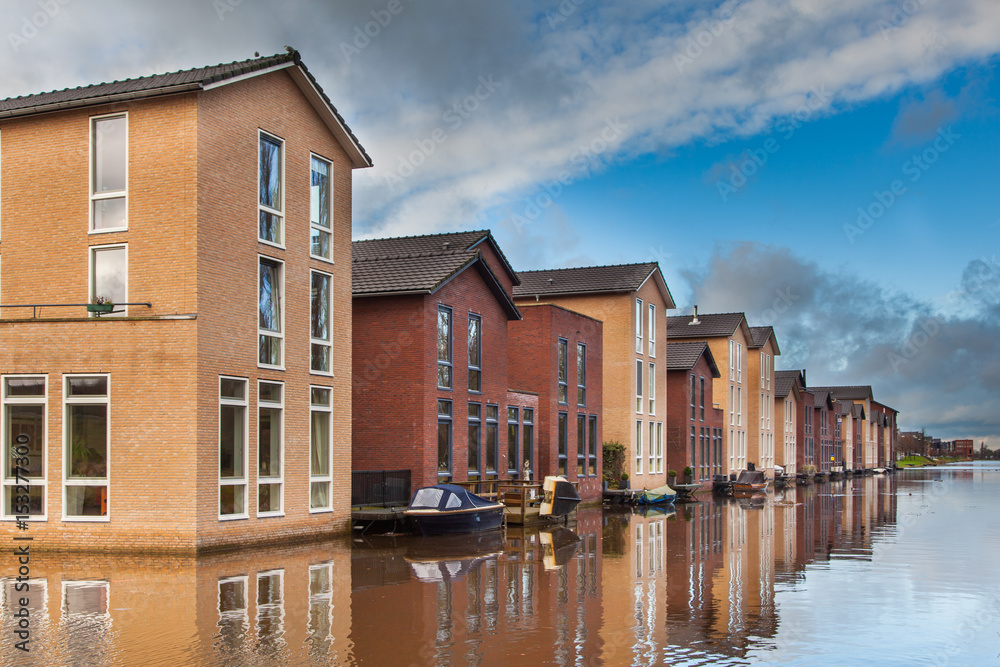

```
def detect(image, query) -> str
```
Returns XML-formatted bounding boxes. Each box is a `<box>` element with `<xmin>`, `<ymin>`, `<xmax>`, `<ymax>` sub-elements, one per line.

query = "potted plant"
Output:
<box><xmin>682</xmin><ymin>466</ymin><xmax>694</xmax><ymax>484</ymax></box>
<box><xmin>667</xmin><ymin>469</ymin><xmax>677</xmax><ymax>486</ymax></box>
<box><xmin>87</xmin><ymin>295</ymin><xmax>114</xmax><ymax>314</ymax></box>
<box><xmin>619</xmin><ymin>472</ymin><xmax>629</xmax><ymax>490</ymax></box>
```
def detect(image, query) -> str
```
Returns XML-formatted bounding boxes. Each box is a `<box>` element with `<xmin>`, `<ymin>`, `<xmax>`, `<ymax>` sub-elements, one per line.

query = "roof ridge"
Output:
<box><xmin>667</xmin><ymin>310</ymin><xmax>746</xmax><ymax>318</ymax></box>
<box><xmin>518</xmin><ymin>261</ymin><xmax>657</xmax><ymax>274</ymax></box>
<box><xmin>353</xmin><ymin>229</ymin><xmax>488</xmax><ymax>244</ymax></box>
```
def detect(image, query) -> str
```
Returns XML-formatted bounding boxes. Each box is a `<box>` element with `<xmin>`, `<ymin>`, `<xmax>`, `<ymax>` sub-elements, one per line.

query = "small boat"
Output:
<box><xmin>733</xmin><ymin>469</ymin><xmax>768</xmax><ymax>494</ymax></box>
<box><xmin>873</xmin><ymin>467</ymin><xmax>887</xmax><ymax>474</ymax></box>
<box><xmin>539</xmin><ymin>476</ymin><xmax>581</xmax><ymax>518</ymax></box>
<box><xmin>635</xmin><ymin>483</ymin><xmax>677</xmax><ymax>505</ymax></box>
<box><xmin>404</xmin><ymin>484</ymin><xmax>504</xmax><ymax>536</ymax></box>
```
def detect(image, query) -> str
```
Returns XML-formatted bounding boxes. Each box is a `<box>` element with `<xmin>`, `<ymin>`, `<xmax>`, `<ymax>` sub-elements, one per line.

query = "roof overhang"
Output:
<box><xmin>637</xmin><ymin>265</ymin><xmax>676</xmax><ymax>309</ymax></box>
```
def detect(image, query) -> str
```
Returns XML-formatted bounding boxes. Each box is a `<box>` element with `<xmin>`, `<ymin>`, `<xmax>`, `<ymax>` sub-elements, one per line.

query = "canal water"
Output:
<box><xmin>2</xmin><ymin>462</ymin><xmax>998</xmax><ymax>665</ymax></box>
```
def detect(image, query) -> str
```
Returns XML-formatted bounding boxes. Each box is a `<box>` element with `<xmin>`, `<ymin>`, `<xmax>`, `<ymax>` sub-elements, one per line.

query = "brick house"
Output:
<box><xmin>0</xmin><ymin>52</ymin><xmax>371</xmax><ymax>551</ymax></box>
<box><xmin>809</xmin><ymin>390</ymin><xmax>837</xmax><ymax>473</ymax></box>
<box><xmin>953</xmin><ymin>439</ymin><xmax>974</xmax><ymax>457</ymax></box>
<box><xmin>513</xmin><ymin>263</ymin><xmax>675</xmax><ymax>490</ymax></box>
<box><xmin>507</xmin><ymin>303</ymin><xmax>604</xmax><ymax>500</ymax></box>
<box><xmin>665</xmin><ymin>341</ymin><xmax>724</xmax><ymax>482</ymax></box>
<box><xmin>808</xmin><ymin>386</ymin><xmax>897</xmax><ymax>469</ymax></box>
<box><xmin>777</xmin><ymin>370</ymin><xmax>814</xmax><ymax>473</ymax></box>
<box><xmin>747</xmin><ymin>326</ymin><xmax>780</xmax><ymax>477</ymax></box>
<box><xmin>773</xmin><ymin>370</ymin><xmax>802</xmax><ymax>475</ymax></box>
<box><xmin>666</xmin><ymin>310</ymin><xmax>753</xmax><ymax>476</ymax></box>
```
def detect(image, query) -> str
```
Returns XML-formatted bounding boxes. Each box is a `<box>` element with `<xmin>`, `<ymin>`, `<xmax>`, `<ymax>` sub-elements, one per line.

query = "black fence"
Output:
<box><xmin>352</xmin><ymin>470</ymin><xmax>412</xmax><ymax>508</ymax></box>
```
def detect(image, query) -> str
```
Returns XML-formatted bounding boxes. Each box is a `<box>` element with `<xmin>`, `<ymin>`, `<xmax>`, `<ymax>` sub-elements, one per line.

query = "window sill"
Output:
<box><xmin>62</xmin><ymin>516</ymin><xmax>110</xmax><ymax>523</ymax></box>
<box><xmin>258</xmin><ymin>239</ymin><xmax>286</xmax><ymax>251</ymax></box>
<box><xmin>88</xmin><ymin>227</ymin><xmax>129</xmax><ymax>235</ymax></box>
<box><xmin>309</xmin><ymin>507</ymin><xmax>334</xmax><ymax>514</ymax></box>
<box><xmin>218</xmin><ymin>514</ymin><xmax>249</xmax><ymax>521</ymax></box>
<box><xmin>257</xmin><ymin>512</ymin><xmax>285</xmax><ymax>519</ymax></box>
<box><xmin>310</xmin><ymin>254</ymin><xmax>335</xmax><ymax>265</ymax></box>
<box><xmin>258</xmin><ymin>364</ymin><xmax>285</xmax><ymax>372</ymax></box>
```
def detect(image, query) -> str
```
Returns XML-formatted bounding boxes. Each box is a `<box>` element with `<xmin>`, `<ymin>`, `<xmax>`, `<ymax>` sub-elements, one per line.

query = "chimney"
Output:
<box><xmin>442</xmin><ymin>241</ymin><xmax>450</xmax><ymax>250</ymax></box>
<box><xmin>689</xmin><ymin>305</ymin><xmax>700</xmax><ymax>325</ymax></box>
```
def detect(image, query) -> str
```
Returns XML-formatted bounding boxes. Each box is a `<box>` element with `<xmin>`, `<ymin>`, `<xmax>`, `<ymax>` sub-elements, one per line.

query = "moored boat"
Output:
<box><xmin>635</xmin><ymin>483</ymin><xmax>677</xmax><ymax>505</ymax></box>
<box><xmin>733</xmin><ymin>469</ymin><xmax>768</xmax><ymax>494</ymax></box>
<box><xmin>404</xmin><ymin>484</ymin><xmax>504</xmax><ymax>536</ymax></box>
<box><xmin>539</xmin><ymin>476</ymin><xmax>582</xmax><ymax>517</ymax></box>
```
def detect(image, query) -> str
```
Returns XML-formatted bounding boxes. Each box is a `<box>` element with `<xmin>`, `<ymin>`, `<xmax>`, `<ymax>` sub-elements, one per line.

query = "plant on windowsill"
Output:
<box><xmin>87</xmin><ymin>295</ymin><xmax>115</xmax><ymax>315</ymax></box>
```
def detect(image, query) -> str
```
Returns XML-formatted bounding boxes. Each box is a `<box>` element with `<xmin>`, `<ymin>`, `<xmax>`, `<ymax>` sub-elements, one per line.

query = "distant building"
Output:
<box><xmin>953</xmin><ymin>439</ymin><xmax>974</xmax><ymax>457</ymax></box>
<box><xmin>773</xmin><ymin>370</ymin><xmax>803</xmax><ymax>475</ymax></box>
<box><xmin>666</xmin><ymin>341</ymin><xmax>724</xmax><ymax>482</ymax></box>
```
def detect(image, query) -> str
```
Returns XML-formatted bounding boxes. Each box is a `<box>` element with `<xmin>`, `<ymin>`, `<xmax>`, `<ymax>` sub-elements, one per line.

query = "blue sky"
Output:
<box><xmin>0</xmin><ymin>0</ymin><xmax>997</xmax><ymax>447</ymax></box>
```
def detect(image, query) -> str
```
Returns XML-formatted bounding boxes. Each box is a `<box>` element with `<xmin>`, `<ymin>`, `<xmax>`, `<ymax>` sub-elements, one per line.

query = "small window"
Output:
<box><xmin>90</xmin><ymin>244</ymin><xmax>127</xmax><ymax>317</ymax></box>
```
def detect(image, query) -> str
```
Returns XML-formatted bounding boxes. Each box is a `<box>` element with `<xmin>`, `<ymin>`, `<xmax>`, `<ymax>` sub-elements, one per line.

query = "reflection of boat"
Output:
<box><xmin>633</xmin><ymin>505</ymin><xmax>677</xmax><ymax>519</ymax></box>
<box><xmin>403</xmin><ymin>485</ymin><xmax>504</xmax><ymax>536</ymax></box>
<box><xmin>733</xmin><ymin>469</ymin><xmax>768</xmax><ymax>494</ymax></box>
<box><xmin>404</xmin><ymin>532</ymin><xmax>504</xmax><ymax>582</ymax></box>
<box><xmin>635</xmin><ymin>483</ymin><xmax>677</xmax><ymax>505</ymax></box>
<box><xmin>540</xmin><ymin>526</ymin><xmax>581</xmax><ymax>570</ymax></box>
<box><xmin>540</xmin><ymin>476</ymin><xmax>581</xmax><ymax>517</ymax></box>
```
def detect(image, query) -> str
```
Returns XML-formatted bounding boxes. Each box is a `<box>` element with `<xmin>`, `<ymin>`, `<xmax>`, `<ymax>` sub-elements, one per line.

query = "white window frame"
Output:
<box><xmin>656</xmin><ymin>422</ymin><xmax>664</xmax><ymax>474</ymax></box>
<box><xmin>736</xmin><ymin>343</ymin><xmax>742</xmax><ymax>382</ymax></box>
<box><xmin>729</xmin><ymin>340</ymin><xmax>735</xmax><ymax>380</ymax></box>
<box><xmin>89</xmin><ymin>243</ymin><xmax>128</xmax><ymax>317</ymax></box>
<box><xmin>635</xmin><ymin>359</ymin><xmax>643</xmax><ymax>413</ymax></box>
<box><xmin>648</xmin><ymin>421</ymin><xmax>655</xmax><ymax>473</ymax></box>
<box><xmin>62</xmin><ymin>374</ymin><xmax>110</xmax><ymax>523</ymax></box>
<box><xmin>635</xmin><ymin>298</ymin><xmax>643</xmax><ymax>353</ymax></box>
<box><xmin>310</xmin><ymin>269</ymin><xmax>334</xmax><ymax>376</ymax></box>
<box><xmin>62</xmin><ymin>580</ymin><xmax>110</xmax><ymax>620</ymax></box>
<box><xmin>258</xmin><ymin>255</ymin><xmax>285</xmax><ymax>370</ymax></box>
<box><xmin>218</xmin><ymin>575</ymin><xmax>249</xmax><ymax>633</ymax></box>
<box><xmin>648</xmin><ymin>362</ymin><xmax>655</xmax><ymax>414</ymax></box>
<box><xmin>256</xmin><ymin>569</ymin><xmax>285</xmax><ymax>638</ymax></box>
<box><xmin>729</xmin><ymin>385</ymin><xmax>734</xmax><ymax>426</ymax></box>
<box><xmin>737</xmin><ymin>386</ymin><xmax>742</xmax><ymax>426</ymax></box>
<box><xmin>648</xmin><ymin>303</ymin><xmax>655</xmax><ymax>357</ymax></box>
<box><xmin>257</xmin><ymin>380</ymin><xmax>284</xmax><ymax>518</ymax></box>
<box><xmin>1</xmin><ymin>375</ymin><xmax>47</xmax><ymax>521</ymax></box>
<box><xmin>89</xmin><ymin>112</ymin><xmax>128</xmax><ymax>234</ymax></box>
<box><xmin>310</xmin><ymin>385</ymin><xmax>333</xmax><ymax>513</ymax></box>
<box><xmin>219</xmin><ymin>376</ymin><xmax>249</xmax><ymax>521</ymax></box>
<box><xmin>258</xmin><ymin>130</ymin><xmax>285</xmax><ymax>248</ymax></box>
<box><xmin>308</xmin><ymin>562</ymin><xmax>335</xmax><ymax>642</ymax></box>
<box><xmin>310</xmin><ymin>153</ymin><xmax>334</xmax><ymax>263</ymax></box>
<box><xmin>635</xmin><ymin>420</ymin><xmax>643</xmax><ymax>475</ymax></box>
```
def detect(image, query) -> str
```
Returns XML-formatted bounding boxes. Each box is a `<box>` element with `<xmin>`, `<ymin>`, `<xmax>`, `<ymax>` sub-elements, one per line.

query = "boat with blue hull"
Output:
<box><xmin>404</xmin><ymin>484</ymin><xmax>505</xmax><ymax>536</ymax></box>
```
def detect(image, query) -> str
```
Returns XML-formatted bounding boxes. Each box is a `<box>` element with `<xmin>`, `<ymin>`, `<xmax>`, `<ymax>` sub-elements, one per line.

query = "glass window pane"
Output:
<box><xmin>220</xmin><ymin>405</ymin><xmax>245</xmax><ymax>479</ymax></box>
<box><xmin>221</xmin><ymin>379</ymin><xmax>245</xmax><ymax>400</ymax></box>
<box><xmin>258</xmin><ymin>407</ymin><xmax>281</xmax><ymax>477</ymax></box>
<box><xmin>310</xmin><ymin>482</ymin><xmax>330</xmax><ymax>509</ymax></box>
<box><xmin>67</xmin><ymin>405</ymin><xmax>107</xmax><ymax>479</ymax></box>
<box><xmin>92</xmin><ymin>247</ymin><xmax>127</xmax><ymax>306</ymax></box>
<box><xmin>259</xmin><ymin>136</ymin><xmax>282</xmax><ymax>209</ymax></box>
<box><xmin>259</xmin><ymin>212</ymin><xmax>282</xmax><ymax>244</ymax></box>
<box><xmin>259</xmin><ymin>260</ymin><xmax>281</xmax><ymax>332</ymax></box>
<box><xmin>468</xmin><ymin>317</ymin><xmax>480</xmax><ymax>366</ymax></box>
<box><xmin>4</xmin><ymin>485</ymin><xmax>44</xmax><ymax>517</ymax></box>
<box><xmin>311</xmin><ymin>229</ymin><xmax>331</xmax><ymax>259</ymax></box>
<box><xmin>311</xmin><ymin>273</ymin><xmax>330</xmax><ymax>341</ymax></box>
<box><xmin>258</xmin><ymin>484</ymin><xmax>281</xmax><ymax>513</ymax></box>
<box><xmin>259</xmin><ymin>336</ymin><xmax>282</xmax><ymax>367</ymax></box>
<box><xmin>220</xmin><ymin>484</ymin><xmax>245</xmax><ymax>516</ymax></box>
<box><xmin>68</xmin><ymin>376</ymin><xmax>108</xmax><ymax>397</ymax></box>
<box><xmin>310</xmin><ymin>411</ymin><xmax>330</xmax><ymax>476</ymax></box>
<box><xmin>5</xmin><ymin>405</ymin><xmax>44</xmax><ymax>478</ymax></box>
<box><xmin>65</xmin><ymin>485</ymin><xmax>107</xmax><ymax>517</ymax></box>
<box><xmin>92</xmin><ymin>197</ymin><xmax>126</xmax><ymax>230</ymax></box>
<box><xmin>437</xmin><ymin>309</ymin><xmax>451</xmax><ymax>362</ymax></box>
<box><xmin>311</xmin><ymin>387</ymin><xmax>331</xmax><ymax>407</ymax></box>
<box><xmin>4</xmin><ymin>377</ymin><xmax>45</xmax><ymax>397</ymax></box>
<box><xmin>437</xmin><ymin>422</ymin><xmax>450</xmax><ymax>472</ymax></box>
<box><xmin>310</xmin><ymin>157</ymin><xmax>330</xmax><ymax>228</ymax></box>
<box><xmin>93</xmin><ymin>116</ymin><xmax>126</xmax><ymax>193</ymax></box>
<box><xmin>259</xmin><ymin>382</ymin><xmax>282</xmax><ymax>404</ymax></box>
<box><xmin>437</xmin><ymin>400</ymin><xmax>451</xmax><ymax>417</ymax></box>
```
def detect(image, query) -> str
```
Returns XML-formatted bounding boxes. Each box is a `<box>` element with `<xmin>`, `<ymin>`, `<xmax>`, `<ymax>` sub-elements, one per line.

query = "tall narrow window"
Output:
<box><xmin>90</xmin><ymin>114</ymin><xmax>127</xmax><ymax>232</ymax></box>
<box><xmin>522</xmin><ymin>409</ymin><xmax>534</xmax><ymax>479</ymax></box>
<box><xmin>729</xmin><ymin>385</ymin><xmax>735</xmax><ymax>425</ymax></box>
<box><xmin>636</xmin><ymin>360</ymin><xmax>643</xmax><ymax>413</ymax></box>
<box><xmin>309</xmin><ymin>387</ymin><xmax>332</xmax><ymax>511</ymax></box>
<box><xmin>577</xmin><ymin>414</ymin><xmax>586</xmax><ymax>476</ymax></box>
<box><xmin>699</xmin><ymin>377</ymin><xmax>705</xmax><ymax>421</ymax></box>
<box><xmin>576</xmin><ymin>343</ymin><xmax>586</xmax><ymax>406</ymax></box>
<box><xmin>468</xmin><ymin>403</ymin><xmax>481</xmax><ymax>480</ymax></box>
<box><xmin>648</xmin><ymin>363</ymin><xmax>655</xmax><ymax>414</ymax></box>
<box><xmin>438</xmin><ymin>400</ymin><xmax>452</xmax><ymax>480</ymax></box>
<box><xmin>507</xmin><ymin>407</ymin><xmax>519</xmax><ymax>476</ymax></box>
<box><xmin>258</xmin><ymin>381</ymin><xmax>283</xmax><ymax>516</ymax></box>
<box><xmin>437</xmin><ymin>307</ymin><xmax>452</xmax><ymax>389</ymax></box>
<box><xmin>485</xmin><ymin>405</ymin><xmax>499</xmax><ymax>478</ymax></box>
<box><xmin>760</xmin><ymin>354</ymin><xmax>766</xmax><ymax>388</ymax></box>
<box><xmin>729</xmin><ymin>340</ymin><xmax>735</xmax><ymax>380</ymax></box>
<box><xmin>468</xmin><ymin>315</ymin><xmax>482</xmax><ymax>392</ymax></box>
<box><xmin>648</xmin><ymin>303</ymin><xmax>656</xmax><ymax>357</ymax></box>
<box><xmin>557</xmin><ymin>338</ymin><xmax>568</xmax><ymax>404</ymax></box>
<box><xmin>737</xmin><ymin>387</ymin><xmax>742</xmax><ymax>426</ymax></box>
<box><xmin>690</xmin><ymin>426</ymin><xmax>696</xmax><ymax>475</ymax></box>
<box><xmin>259</xmin><ymin>257</ymin><xmax>284</xmax><ymax>368</ymax></box>
<box><xmin>635</xmin><ymin>421</ymin><xmax>643</xmax><ymax>474</ymax></box>
<box><xmin>219</xmin><ymin>377</ymin><xmax>248</xmax><ymax>518</ymax></box>
<box><xmin>656</xmin><ymin>422</ymin><xmax>663</xmax><ymax>474</ymax></box>
<box><xmin>648</xmin><ymin>422</ymin><xmax>654</xmax><ymax>473</ymax></box>
<box><xmin>90</xmin><ymin>244</ymin><xmax>127</xmax><ymax>317</ymax></box>
<box><xmin>635</xmin><ymin>299</ymin><xmax>643</xmax><ymax>352</ymax></box>
<box><xmin>310</xmin><ymin>271</ymin><xmax>332</xmax><ymax>374</ymax></box>
<box><xmin>64</xmin><ymin>375</ymin><xmax>109</xmax><ymax>520</ymax></box>
<box><xmin>736</xmin><ymin>343</ymin><xmax>742</xmax><ymax>381</ymax></box>
<box><xmin>259</xmin><ymin>132</ymin><xmax>284</xmax><ymax>246</ymax></box>
<box><xmin>310</xmin><ymin>155</ymin><xmax>332</xmax><ymax>260</ymax></box>
<box><xmin>2</xmin><ymin>376</ymin><xmax>46</xmax><ymax>518</ymax></box>
<box><xmin>257</xmin><ymin>570</ymin><xmax>284</xmax><ymax>645</ymax></box>
<box><xmin>558</xmin><ymin>412</ymin><xmax>568</xmax><ymax>475</ymax></box>
<box><xmin>588</xmin><ymin>415</ymin><xmax>598</xmax><ymax>476</ymax></box>
<box><xmin>218</xmin><ymin>576</ymin><xmax>249</xmax><ymax>652</ymax></box>
<box><xmin>690</xmin><ymin>374</ymin><xmax>696</xmax><ymax>420</ymax></box>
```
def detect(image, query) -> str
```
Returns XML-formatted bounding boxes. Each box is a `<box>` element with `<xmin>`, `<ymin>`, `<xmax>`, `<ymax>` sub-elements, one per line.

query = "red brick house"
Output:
<box><xmin>809</xmin><ymin>389</ymin><xmax>837</xmax><ymax>473</ymax></box>
<box><xmin>666</xmin><ymin>341</ymin><xmax>723</xmax><ymax>482</ymax></box>
<box><xmin>507</xmin><ymin>304</ymin><xmax>604</xmax><ymax>500</ymax></box>
<box><xmin>777</xmin><ymin>371</ymin><xmax>814</xmax><ymax>474</ymax></box>
<box><xmin>953</xmin><ymin>439</ymin><xmax>974</xmax><ymax>457</ymax></box>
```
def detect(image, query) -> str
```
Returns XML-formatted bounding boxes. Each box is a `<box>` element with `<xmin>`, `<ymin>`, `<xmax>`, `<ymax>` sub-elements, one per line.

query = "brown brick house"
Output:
<box><xmin>773</xmin><ymin>370</ymin><xmax>802</xmax><ymax>475</ymax></box>
<box><xmin>666</xmin><ymin>341</ymin><xmax>723</xmax><ymax>482</ymax></box>
<box><xmin>513</xmin><ymin>263</ymin><xmax>676</xmax><ymax>490</ymax></box>
<box><xmin>0</xmin><ymin>52</ymin><xmax>370</xmax><ymax>552</ymax></box>
<box><xmin>747</xmin><ymin>326</ymin><xmax>780</xmax><ymax>477</ymax></box>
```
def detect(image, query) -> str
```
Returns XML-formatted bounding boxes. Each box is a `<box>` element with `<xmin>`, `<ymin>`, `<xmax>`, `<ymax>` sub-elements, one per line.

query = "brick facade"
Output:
<box><xmin>666</xmin><ymin>347</ymin><xmax>723</xmax><ymax>482</ymax></box>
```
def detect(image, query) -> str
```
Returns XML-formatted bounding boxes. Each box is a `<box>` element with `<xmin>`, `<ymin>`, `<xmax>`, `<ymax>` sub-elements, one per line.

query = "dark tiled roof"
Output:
<box><xmin>774</xmin><ymin>372</ymin><xmax>797</xmax><ymax>398</ymax></box>
<box><xmin>808</xmin><ymin>386</ymin><xmax>873</xmax><ymax>401</ymax></box>
<box><xmin>0</xmin><ymin>50</ymin><xmax>372</xmax><ymax>167</ymax></box>
<box><xmin>836</xmin><ymin>401</ymin><xmax>854</xmax><ymax>416</ymax></box>
<box><xmin>667</xmin><ymin>311</ymin><xmax>745</xmax><ymax>339</ymax></box>
<box><xmin>748</xmin><ymin>325</ymin><xmax>778</xmax><ymax>350</ymax></box>
<box><xmin>666</xmin><ymin>341</ymin><xmax>720</xmax><ymax>377</ymax></box>
<box><xmin>514</xmin><ymin>263</ymin><xmax>659</xmax><ymax>297</ymax></box>
<box><xmin>852</xmin><ymin>404</ymin><xmax>865</xmax><ymax>419</ymax></box>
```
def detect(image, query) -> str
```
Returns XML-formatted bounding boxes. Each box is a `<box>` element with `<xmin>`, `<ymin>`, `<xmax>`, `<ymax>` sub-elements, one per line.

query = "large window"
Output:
<box><xmin>577</xmin><ymin>414</ymin><xmax>586</xmax><ymax>477</ymax></box>
<box><xmin>90</xmin><ymin>244</ymin><xmax>127</xmax><ymax>317</ymax></box>
<box><xmin>258</xmin><ymin>381</ymin><xmax>283</xmax><ymax>516</ymax></box>
<box><xmin>558</xmin><ymin>412</ymin><xmax>568</xmax><ymax>476</ymax></box>
<box><xmin>557</xmin><ymin>338</ymin><xmax>568</xmax><ymax>404</ymax></box>
<box><xmin>485</xmin><ymin>405</ymin><xmax>499</xmax><ymax>479</ymax></box>
<box><xmin>507</xmin><ymin>407</ymin><xmax>518</xmax><ymax>477</ymax></box>
<box><xmin>576</xmin><ymin>343</ymin><xmax>586</xmax><ymax>406</ymax></box>
<box><xmin>90</xmin><ymin>114</ymin><xmax>127</xmax><ymax>232</ymax></box>
<box><xmin>437</xmin><ymin>400</ymin><xmax>452</xmax><ymax>479</ymax></box>
<box><xmin>468</xmin><ymin>315</ymin><xmax>482</xmax><ymax>392</ymax></box>
<box><xmin>522</xmin><ymin>408</ymin><xmax>534</xmax><ymax>479</ymax></box>
<box><xmin>310</xmin><ymin>271</ymin><xmax>332</xmax><ymax>374</ymax></box>
<box><xmin>2</xmin><ymin>376</ymin><xmax>46</xmax><ymax>519</ymax></box>
<box><xmin>648</xmin><ymin>303</ymin><xmax>656</xmax><ymax>357</ymax></box>
<box><xmin>468</xmin><ymin>403</ymin><xmax>481</xmax><ymax>479</ymax></box>
<box><xmin>219</xmin><ymin>377</ymin><xmax>248</xmax><ymax>518</ymax></box>
<box><xmin>437</xmin><ymin>307</ymin><xmax>452</xmax><ymax>389</ymax></box>
<box><xmin>588</xmin><ymin>415</ymin><xmax>597</xmax><ymax>476</ymax></box>
<box><xmin>310</xmin><ymin>387</ymin><xmax>332</xmax><ymax>511</ymax></box>
<box><xmin>259</xmin><ymin>132</ymin><xmax>284</xmax><ymax>246</ymax></box>
<box><xmin>64</xmin><ymin>375</ymin><xmax>109</xmax><ymax>520</ymax></box>
<box><xmin>259</xmin><ymin>257</ymin><xmax>284</xmax><ymax>368</ymax></box>
<box><xmin>310</xmin><ymin>155</ymin><xmax>332</xmax><ymax>260</ymax></box>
